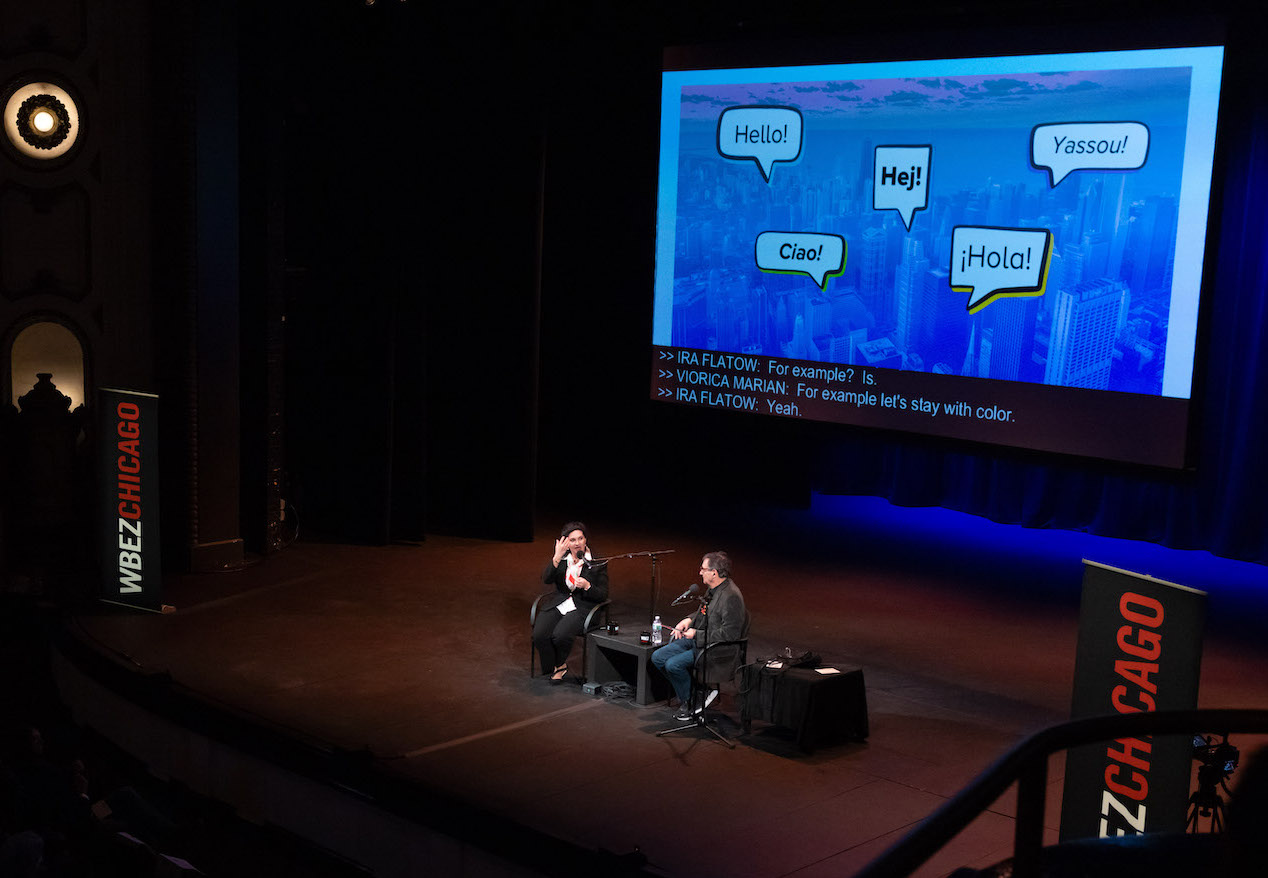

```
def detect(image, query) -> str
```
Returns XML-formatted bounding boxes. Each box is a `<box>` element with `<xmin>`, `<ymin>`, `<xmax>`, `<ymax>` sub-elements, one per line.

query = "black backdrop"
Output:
<box><xmin>274</xmin><ymin>2</ymin><xmax>1267</xmax><ymax>563</ymax></box>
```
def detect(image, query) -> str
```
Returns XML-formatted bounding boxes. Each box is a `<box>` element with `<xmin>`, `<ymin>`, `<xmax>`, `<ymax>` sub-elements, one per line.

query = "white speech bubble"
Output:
<box><xmin>1031</xmin><ymin>121</ymin><xmax>1149</xmax><ymax>187</ymax></box>
<box><xmin>949</xmin><ymin>226</ymin><xmax>1053</xmax><ymax>314</ymax></box>
<box><xmin>873</xmin><ymin>145</ymin><xmax>932</xmax><ymax>231</ymax></box>
<box><xmin>755</xmin><ymin>231</ymin><xmax>846</xmax><ymax>290</ymax></box>
<box><xmin>717</xmin><ymin>105</ymin><xmax>803</xmax><ymax>183</ymax></box>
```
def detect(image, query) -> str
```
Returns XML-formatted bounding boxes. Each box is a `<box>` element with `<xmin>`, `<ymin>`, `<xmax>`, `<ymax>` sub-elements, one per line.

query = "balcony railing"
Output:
<box><xmin>855</xmin><ymin>708</ymin><xmax>1268</xmax><ymax>878</ymax></box>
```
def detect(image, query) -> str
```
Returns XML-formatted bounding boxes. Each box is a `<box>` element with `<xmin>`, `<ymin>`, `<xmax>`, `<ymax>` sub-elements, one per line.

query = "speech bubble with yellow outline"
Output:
<box><xmin>755</xmin><ymin>231</ymin><xmax>846</xmax><ymax>290</ymax></box>
<box><xmin>950</xmin><ymin>226</ymin><xmax>1053</xmax><ymax>314</ymax></box>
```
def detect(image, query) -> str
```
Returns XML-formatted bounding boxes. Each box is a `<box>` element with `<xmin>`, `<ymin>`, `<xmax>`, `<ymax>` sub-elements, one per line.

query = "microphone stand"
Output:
<box><xmin>656</xmin><ymin>593</ymin><xmax>734</xmax><ymax>747</ymax></box>
<box><xmin>592</xmin><ymin>548</ymin><xmax>676</xmax><ymax>625</ymax></box>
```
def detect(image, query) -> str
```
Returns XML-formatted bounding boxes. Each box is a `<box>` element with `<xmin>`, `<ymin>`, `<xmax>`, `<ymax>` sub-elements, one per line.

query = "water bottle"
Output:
<box><xmin>652</xmin><ymin>615</ymin><xmax>662</xmax><ymax>645</ymax></box>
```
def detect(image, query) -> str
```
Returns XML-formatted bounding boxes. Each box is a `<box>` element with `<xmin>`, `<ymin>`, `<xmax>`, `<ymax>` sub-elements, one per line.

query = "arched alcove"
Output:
<box><xmin>9</xmin><ymin>318</ymin><xmax>86</xmax><ymax>409</ymax></box>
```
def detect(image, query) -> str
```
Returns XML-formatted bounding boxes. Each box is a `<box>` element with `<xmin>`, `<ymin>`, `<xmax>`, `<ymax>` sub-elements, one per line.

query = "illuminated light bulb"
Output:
<box><xmin>31</xmin><ymin>108</ymin><xmax>56</xmax><ymax>133</ymax></box>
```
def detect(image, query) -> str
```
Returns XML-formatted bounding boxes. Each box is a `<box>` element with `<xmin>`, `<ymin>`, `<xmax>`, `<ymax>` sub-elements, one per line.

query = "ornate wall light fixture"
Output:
<box><xmin>3</xmin><ymin>80</ymin><xmax>82</xmax><ymax>161</ymax></box>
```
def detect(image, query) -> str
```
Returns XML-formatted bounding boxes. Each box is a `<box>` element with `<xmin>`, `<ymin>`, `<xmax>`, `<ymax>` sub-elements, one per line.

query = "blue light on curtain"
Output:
<box><xmin>814</xmin><ymin>96</ymin><xmax>1268</xmax><ymax>566</ymax></box>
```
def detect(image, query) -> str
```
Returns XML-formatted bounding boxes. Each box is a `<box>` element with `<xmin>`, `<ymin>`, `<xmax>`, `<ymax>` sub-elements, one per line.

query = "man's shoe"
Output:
<box><xmin>672</xmin><ymin>709</ymin><xmax>694</xmax><ymax>722</ymax></box>
<box><xmin>693</xmin><ymin>688</ymin><xmax>719</xmax><ymax>713</ymax></box>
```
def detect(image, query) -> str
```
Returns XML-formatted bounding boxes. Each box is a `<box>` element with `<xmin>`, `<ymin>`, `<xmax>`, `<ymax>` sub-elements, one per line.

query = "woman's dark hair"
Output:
<box><xmin>560</xmin><ymin>521</ymin><xmax>588</xmax><ymax>540</ymax></box>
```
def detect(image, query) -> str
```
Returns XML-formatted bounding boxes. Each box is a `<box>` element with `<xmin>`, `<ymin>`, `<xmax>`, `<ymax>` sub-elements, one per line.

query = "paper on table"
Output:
<box><xmin>766</xmin><ymin>660</ymin><xmax>784</xmax><ymax>669</ymax></box>
<box><xmin>815</xmin><ymin>667</ymin><xmax>840</xmax><ymax>675</ymax></box>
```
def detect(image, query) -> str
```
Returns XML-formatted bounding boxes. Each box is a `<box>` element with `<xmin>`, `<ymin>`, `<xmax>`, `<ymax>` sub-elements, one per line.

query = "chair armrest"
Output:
<box><xmin>582</xmin><ymin>599</ymin><xmax>612</xmax><ymax>631</ymax></box>
<box><xmin>530</xmin><ymin>593</ymin><xmax>548</xmax><ymax>626</ymax></box>
<box><xmin>531</xmin><ymin>594</ymin><xmax>610</xmax><ymax>631</ymax></box>
<box><xmin>697</xmin><ymin>638</ymin><xmax>749</xmax><ymax>685</ymax></box>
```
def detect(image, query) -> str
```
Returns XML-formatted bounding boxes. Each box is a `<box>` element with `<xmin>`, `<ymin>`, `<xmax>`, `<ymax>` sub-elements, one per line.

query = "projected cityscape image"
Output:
<box><xmin>662</xmin><ymin>64</ymin><xmax>1202</xmax><ymax>398</ymax></box>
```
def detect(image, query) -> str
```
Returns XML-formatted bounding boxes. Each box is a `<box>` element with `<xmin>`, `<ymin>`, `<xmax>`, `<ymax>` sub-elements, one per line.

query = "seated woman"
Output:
<box><xmin>533</xmin><ymin>521</ymin><xmax>608</xmax><ymax>683</ymax></box>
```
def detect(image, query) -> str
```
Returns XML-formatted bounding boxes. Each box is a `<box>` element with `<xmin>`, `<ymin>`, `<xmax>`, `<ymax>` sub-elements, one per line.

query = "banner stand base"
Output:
<box><xmin>98</xmin><ymin>598</ymin><xmax>175</xmax><ymax>614</ymax></box>
<box><xmin>189</xmin><ymin>538</ymin><xmax>245</xmax><ymax>573</ymax></box>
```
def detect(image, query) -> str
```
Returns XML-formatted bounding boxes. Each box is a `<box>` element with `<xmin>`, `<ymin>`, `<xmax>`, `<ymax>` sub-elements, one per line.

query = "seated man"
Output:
<box><xmin>651</xmin><ymin>551</ymin><xmax>748</xmax><ymax>721</ymax></box>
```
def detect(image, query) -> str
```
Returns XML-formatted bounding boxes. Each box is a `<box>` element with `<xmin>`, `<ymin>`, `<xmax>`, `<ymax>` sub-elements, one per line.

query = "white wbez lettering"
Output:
<box><xmin>1099</xmin><ymin>789</ymin><xmax>1146</xmax><ymax>836</ymax></box>
<box><xmin>118</xmin><ymin>518</ymin><xmax>143</xmax><ymax>593</ymax></box>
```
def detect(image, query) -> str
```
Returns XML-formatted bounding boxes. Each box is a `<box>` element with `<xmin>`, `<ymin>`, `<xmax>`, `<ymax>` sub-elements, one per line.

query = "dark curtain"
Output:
<box><xmin>815</xmin><ymin>90</ymin><xmax>1268</xmax><ymax>565</ymax></box>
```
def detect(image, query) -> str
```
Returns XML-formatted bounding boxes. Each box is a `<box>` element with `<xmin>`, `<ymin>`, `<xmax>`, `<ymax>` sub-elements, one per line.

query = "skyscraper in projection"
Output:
<box><xmin>1044</xmin><ymin>278</ymin><xmax>1129</xmax><ymax>390</ymax></box>
<box><xmin>858</xmin><ymin>226</ymin><xmax>889</xmax><ymax>330</ymax></box>
<box><xmin>981</xmin><ymin>297</ymin><xmax>1033</xmax><ymax>382</ymax></box>
<box><xmin>786</xmin><ymin>314</ymin><xmax>822</xmax><ymax>362</ymax></box>
<box><xmin>894</xmin><ymin>238</ymin><xmax>929</xmax><ymax>356</ymax></box>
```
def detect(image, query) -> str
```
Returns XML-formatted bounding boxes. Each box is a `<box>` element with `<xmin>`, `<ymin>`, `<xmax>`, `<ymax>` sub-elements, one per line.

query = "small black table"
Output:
<box><xmin>585</xmin><ymin>631</ymin><xmax>672</xmax><ymax>706</ymax></box>
<box><xmin>740</xmin><ymin>662</ymin><xmax>869</xmax><ymax>750</ymax></box>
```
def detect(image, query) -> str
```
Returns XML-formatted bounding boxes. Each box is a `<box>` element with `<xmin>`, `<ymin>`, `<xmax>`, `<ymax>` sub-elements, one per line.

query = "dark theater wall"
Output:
<box><xmin>1</xmin><ymin>1</ymin><xmax>172</xmax><ymax>589</ymax></box>
<box><xmin>4</xmin><ymin>1</ymin><xmax>1266</xmax><ymax>589</ymax></box>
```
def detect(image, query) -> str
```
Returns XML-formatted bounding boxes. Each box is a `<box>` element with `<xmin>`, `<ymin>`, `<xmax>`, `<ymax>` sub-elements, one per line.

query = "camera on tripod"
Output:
<box><xmin>1187</xmin><ymin>733</ymin><xmax>1240</xmax><ymax>833</ymax></box>
<box><xmin>1192</xmin><ymin>733</ymin><xmax>1240</xmax><ymax>777</ymax></box>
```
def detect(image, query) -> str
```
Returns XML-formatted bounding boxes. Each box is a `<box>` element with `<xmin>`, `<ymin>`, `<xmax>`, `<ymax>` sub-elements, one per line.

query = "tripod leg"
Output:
<box><xmin>702</xmin><ymin>720</ymin><xmax>736</xmax><ymax>749</ymax></box>
<box><xmin>657</xmin><ymin>721</ymin><xmax>700</xmax><ymax>737</ymax></box>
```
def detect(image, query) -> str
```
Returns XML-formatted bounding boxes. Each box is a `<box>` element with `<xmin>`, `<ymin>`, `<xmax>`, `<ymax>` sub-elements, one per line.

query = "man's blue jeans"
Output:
<box><xmin>651</xmin><ymin>637</ymin><xmax>697</xmax><ymax>706</ymax></box>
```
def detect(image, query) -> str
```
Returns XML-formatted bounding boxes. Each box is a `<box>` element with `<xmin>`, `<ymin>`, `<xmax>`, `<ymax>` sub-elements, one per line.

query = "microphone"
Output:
<box><xmin>670</xmin><ymin>583</ymin><xmax>699</xmax><ymax>606</ymax></box>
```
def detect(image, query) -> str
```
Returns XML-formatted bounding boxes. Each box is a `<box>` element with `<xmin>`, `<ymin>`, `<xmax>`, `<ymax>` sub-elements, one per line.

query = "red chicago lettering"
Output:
<box><xmin>1105</xmin><ymin>763</ymin><xmax>1148</xmax><ymax>801</ymax></box>
<box><xmin>1099</xmin><ymin>592</ymin><xmax>1165</xmax><ymax>830</ymax></box>
<box><xmin>1106</xmin><ymin>736</ymin><xmax>1152</xmax><ymax>771</ymax></box>
<box><xmin>1120</xmin><ymin>592</ymin><xmax>1163</xmax><ymax>627</ymax></box>
<box><xmin>1116</xmin><ymin>625</ymin><xmax>1161</xmax><ymax>661</ymax></box>
<box><xmin>1111</xmin><ymin>684</ymin><xmax>1156</xmax><ymax>713</ymax></box>
<box><xmin>1114</xmin><ymin>659</ymin><xmax>1159</xmax><ymax>695</ymax></box>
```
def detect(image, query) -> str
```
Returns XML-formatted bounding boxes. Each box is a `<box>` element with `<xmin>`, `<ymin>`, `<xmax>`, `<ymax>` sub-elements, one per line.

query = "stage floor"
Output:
<box><xmin>68</xmin><ymin>501</ymin><xmax>1268</xmax><ymax>877</ymax></box>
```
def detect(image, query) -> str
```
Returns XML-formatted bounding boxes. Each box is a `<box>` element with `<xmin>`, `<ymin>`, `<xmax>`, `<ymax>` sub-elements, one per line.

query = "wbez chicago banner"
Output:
<box><xmin>1060</xmin><ymin>561</ymin><xmax>1206</xmax><ymax>840</ymax></box>
<box><xmin>98</xmin><ymin>388</ymin><xmax>161</xmax><ymax>611</ymax></box>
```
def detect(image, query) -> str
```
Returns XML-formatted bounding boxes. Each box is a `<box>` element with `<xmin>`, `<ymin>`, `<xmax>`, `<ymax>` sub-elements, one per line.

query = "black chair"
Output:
<box><xmin>529</xmin><ymin>593</ymin><xmax>611</xmax><ymax>682</ymax></box>
<box><xmin>657</xmin><ymin>637</ymin><xmax>749</xmax><ymax>748</ymax></box>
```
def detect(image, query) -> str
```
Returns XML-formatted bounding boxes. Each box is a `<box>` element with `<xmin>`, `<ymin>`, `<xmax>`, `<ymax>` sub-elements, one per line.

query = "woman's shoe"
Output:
<box><xmin>550</xmin><ymin>664</ymin><xmax>569</xmax><ymax>684</ymax></box>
